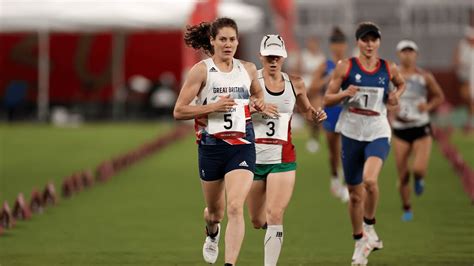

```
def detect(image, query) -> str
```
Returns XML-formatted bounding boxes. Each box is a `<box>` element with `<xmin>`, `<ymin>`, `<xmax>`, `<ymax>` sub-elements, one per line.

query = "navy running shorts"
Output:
<box><xmin>198</xmin><ymin>144</ymin><xmax>256</xmax><ymax>181</ymax></box>
<box><xmin>341</xmin><ymin>135</ymin><xmax>390</xmax><ymax>186</ymax></box>
<box><xmin>322</xmin><ymin>105</ymin><xmax>343</xmax><ymax>132</ymax></box>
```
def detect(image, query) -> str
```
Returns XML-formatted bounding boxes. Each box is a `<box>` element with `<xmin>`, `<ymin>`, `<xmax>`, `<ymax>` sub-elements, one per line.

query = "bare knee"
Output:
<box><xmin>349</xmin><ymin>190</ymin><xmax>364</xmax><ymax>205</ymax></box>
<box><xmin>266</xmin><ymin>208</ymin><xmax>284</xmax><ymax>225</ymax></box>
<box><xmin>364</xmin><ymin>178</ymin><xmax>378</xmax><ymax>193</ymax></box>
<box><xmin>227</xmin><ymin>202</ymin><xmax>244</xmax><ymax>219</ymax></box>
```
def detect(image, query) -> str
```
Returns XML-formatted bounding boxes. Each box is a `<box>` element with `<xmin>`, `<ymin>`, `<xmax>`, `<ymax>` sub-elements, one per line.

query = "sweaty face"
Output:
<box><xmin>357</xmin><ymin>35</ymin><xmax>380</xmax><ymax>58</ymax></box>
<box><xmin>210</xmin><ymin>27</ymin><xmax>238</xmax><ymax>60</ymax></box>
<box><xmin>260</xmin><ymin>55</ymin><xmax>285</xmax><ymax>75</ymax></box>
<box><xmin>397</xmin><ymin>48</ymin><xmax>417</xmax><ymax>67</ymax></box>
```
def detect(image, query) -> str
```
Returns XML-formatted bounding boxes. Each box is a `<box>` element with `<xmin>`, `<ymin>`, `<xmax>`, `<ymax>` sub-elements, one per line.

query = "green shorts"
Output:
<box><xmin>254</xmin><ymin>162</ymin><xmax>297</xmax><ymax>181</ymax></box>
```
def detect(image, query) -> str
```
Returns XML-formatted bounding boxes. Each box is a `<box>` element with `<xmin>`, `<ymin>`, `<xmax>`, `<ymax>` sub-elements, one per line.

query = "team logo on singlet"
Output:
<box><xmin>355</xmin><ymin>73</ymin><xmax>362</xmax><ymax>83</ymax></box>
<box><xmin>378</xmin><ymin>77</ymin><xmax>386</xmax><ymax>85</ymax></box>
<box><xmin>209</xmin><ymin>67</ymin><xmax>218</xmax><ymax>72</ymax></box>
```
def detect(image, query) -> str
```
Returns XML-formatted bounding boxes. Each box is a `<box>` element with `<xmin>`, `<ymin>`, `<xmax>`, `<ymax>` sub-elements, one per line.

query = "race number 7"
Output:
<box><xmin>362</xmin><ymin>94</ymin><xmax>368</xmax><ymax>107</ymax></box>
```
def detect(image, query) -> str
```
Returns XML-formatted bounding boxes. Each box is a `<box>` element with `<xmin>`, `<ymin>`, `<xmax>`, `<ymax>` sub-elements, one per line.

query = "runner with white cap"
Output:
<box><xmin>392</xmin><ymin>39</ymin><xmax>445</xmax><ymax>221</ymax></box>
<box><xmin>247</xmin><ymin>34</ymin><xmax>327</xmax><ymax>266</ymax></box>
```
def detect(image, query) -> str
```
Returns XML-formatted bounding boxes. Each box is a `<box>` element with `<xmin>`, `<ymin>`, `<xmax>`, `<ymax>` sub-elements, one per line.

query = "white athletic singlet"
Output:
<box><xmin>392</xmin><ymin>71</ymin><xmax>430</xmax><ymax>129</ymax></box>
<box><xmin>252</xmin><ymin>69</ymin><xmax>296</xmax><ymax>164</ymax></box>
<box><xmin>301</xmin><ymin>49</ymin><xmax>326</xmax><ymax>89</ymax></box>
<box><xmin>335</xmin><ymin>58</ymin><xmax>392</xmax><ymax>141</ymax></box>
<box><xmin>194</xmin><ymin>58</ymin><xmax>253</xmax><ymax>145</ymax></box>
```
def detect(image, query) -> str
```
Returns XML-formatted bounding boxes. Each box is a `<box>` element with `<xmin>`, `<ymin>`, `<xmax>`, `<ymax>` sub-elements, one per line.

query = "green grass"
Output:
<box><xmin>0</xmin><ymin>122</ymin><xmax>174</xmax><ymax>205</ymax></box>
<box><xmin>0</xmin><ymin>124</ymin><xmax>473</xmax><ymax>265</ymax></box>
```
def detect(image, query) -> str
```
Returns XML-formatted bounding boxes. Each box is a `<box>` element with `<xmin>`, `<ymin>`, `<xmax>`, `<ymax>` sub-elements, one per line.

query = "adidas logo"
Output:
<box><xmin>209</xmin><ymin>67</ymin><xmax>218</xmax><ymax>72</ymax></box>
<box><xmin>276</xmin><ymin>231</ymin><xmax>283</xmax><ymax>237</ymax></box>
<box><xmin>239</xmin><ymin>161</ymin><xmax>248</xmax><ymax>167</ymax></box>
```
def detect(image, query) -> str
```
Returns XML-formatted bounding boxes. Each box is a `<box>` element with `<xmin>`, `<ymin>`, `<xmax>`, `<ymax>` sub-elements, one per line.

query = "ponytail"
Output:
<box><xmin>184</xmin><ymin>22</ymin><xmax>213</xmax><ymax>55</ymax></box>
<box><xmin>184</xmin><ymin>17</ymin><xmax>239</xmax><ymax>56</ymax></box>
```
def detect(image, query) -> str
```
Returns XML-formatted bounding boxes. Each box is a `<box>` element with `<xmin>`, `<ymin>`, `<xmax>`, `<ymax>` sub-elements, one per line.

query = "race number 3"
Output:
<box><xmin>253</xmin><ymin>113</ymin><xmax>291</xmax><ymax>144</ymax></box>
<box><xmin>398</xmin><ymin>97</ymin><xmax>425</xmax><ymax>121</ymax></box>
<box><xmin>266</xmin><ymin>121</ymin><xmax>275</xmax><ymax>136</ymax></box>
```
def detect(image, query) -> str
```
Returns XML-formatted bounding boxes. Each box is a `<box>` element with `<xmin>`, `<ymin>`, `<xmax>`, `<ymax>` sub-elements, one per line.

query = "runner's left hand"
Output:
<box><xmin>251</xmin><ymin>97</ymin><xmax>265</xmax><ymax>112</ymax></box>
<box><xmin>311</xmin><ymin>107</ymin><xmax>327</xmax><ymax>124</ymax></box>
<box><xmin>417</xmin><ymin>102</ymin><xmax>429</xmax><ymax>112</ymax></box>
<box><xmin>261</xmin><ymin>103</ymin><xmax>279</xmax><ymax>118</ymax></box>
<box><xmin>388</xmin><ymin>91</ymin><xmax>399</xmax><ymax>106</ymax></box>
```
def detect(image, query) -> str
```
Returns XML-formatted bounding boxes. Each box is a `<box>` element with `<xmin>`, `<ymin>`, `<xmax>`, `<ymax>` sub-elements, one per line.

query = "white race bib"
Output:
<box><xmin>253</xmin><ymin>113</ymin><xmax>291</xmax><ymax>144</ymax></box>
<box><xmin>208</xmin><ymin>99</ymin><xmax>248</xmax><ymax>139</ymax></box>
<box><xmin>347</xmin><ymin>86</ymin><xmax>385</xmax><ymax>115</ymax></box>
<box><xmin>398</xmin><ymin>97</ymin><xmax>425</xmax><ymax>121</ymax></box>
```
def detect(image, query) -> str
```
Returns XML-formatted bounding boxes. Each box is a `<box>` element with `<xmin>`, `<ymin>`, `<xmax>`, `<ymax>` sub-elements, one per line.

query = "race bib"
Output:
<box><xmin>398</xmin><ymin>97</ymin><xmax>425</xmax><ymax>121</ymax></box>
<box><xmin>347</xmin><ymin>86</ymin><xmax>384</xmax><ymax>115</ymax></box>
<box><xmin>207</xmin><ymin>99</ymin><xmax>248</xmax><ymax>139</ymax></box>
<box><xmin>253</xmin><ymin>113</ymin><xmax>291</xmax><ymax>144</ymax></box>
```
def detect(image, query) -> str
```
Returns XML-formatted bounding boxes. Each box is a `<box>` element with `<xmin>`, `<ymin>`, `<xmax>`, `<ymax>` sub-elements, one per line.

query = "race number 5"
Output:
<box><xmin>224</xmin><ymin>114</ymin><xmax>233</xmax><ymax>129</ymax></box>
<box><xmin>207</xmin><ymin>99</ymin><xmax>248</xmax><ymax>138</ymax></box>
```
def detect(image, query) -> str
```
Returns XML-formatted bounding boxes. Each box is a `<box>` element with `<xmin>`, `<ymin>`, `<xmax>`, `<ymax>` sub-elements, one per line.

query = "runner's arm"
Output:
<box><xmin>173</xmin><ymin>62</ymin><xmax>235</xmax><ymax>120</ymax></box>
<box><xmin>323</xmin><ymin>59</ymin><xmax>355</xmax><ymax>107</ymax></box>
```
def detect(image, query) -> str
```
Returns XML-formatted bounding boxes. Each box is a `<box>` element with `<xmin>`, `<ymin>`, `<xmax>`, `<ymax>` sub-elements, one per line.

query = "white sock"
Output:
<box><xmin>264</xmin><ymin>225</ymin><xmax>283</xmax><ymax>266</ymax></box>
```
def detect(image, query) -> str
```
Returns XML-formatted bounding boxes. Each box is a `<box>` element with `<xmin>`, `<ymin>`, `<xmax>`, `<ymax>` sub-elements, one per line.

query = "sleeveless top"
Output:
<box><xmin>336</xmin><ymin>57</ymin><xmax>392</xmax><ymax>141</ymax></box>
<box><xmin>252</xmin><ymin>69</ymin><xmax>296</xmax><ymax>164</ymax></box>
<box><xmin>457</xmin><ymin>39</ymin><xmax>474</xmax><ymax>82</ymax></box>
<box><xmin>392</xmin><ymin>70</ymin><xmax>430</xmax><ymax>129</ymax></box>
<box><xmin>194</xmin><ymin>58</ymin><xmax>254</xmax><ymax>145</ymax></box>
<box><xmin>325</xmin><ymin>59</ymin><xmax>336</xmax><ymax>76</ymax></box>
<box><xmin>301</xmin><ymin>49</ymin><xmax>326</xmax><ymax>89</ymax></box>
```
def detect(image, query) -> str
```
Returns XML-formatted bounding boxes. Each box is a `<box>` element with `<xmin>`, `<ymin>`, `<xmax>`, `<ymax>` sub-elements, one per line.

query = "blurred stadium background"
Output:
<box><xmin>0</xmin><ymin>0</ymin><xmax>473</xmax><ymax>265</ymax></box>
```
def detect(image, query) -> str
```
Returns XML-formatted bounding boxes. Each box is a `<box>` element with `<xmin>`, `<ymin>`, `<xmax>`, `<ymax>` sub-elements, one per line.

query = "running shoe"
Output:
<box><xmin>364</xmin><ymin>223</ymin><xmax>383</xmax><ymax>251</ymax></box>
<box><xmin>351</xmin><ymin>236</ymin><xmax>371</xmax><ymax>266</ymax></box>
<box><xmin>203</xmin><ymin>223</ymin><xmax>220</xmax><ymax>264</ymax></box>
<box><xmin>306</xmin><ymin>139</ymin><xmax>320</xmax><ymax>153</ymax></box>
<box><xmin>402</xmin><ymin>210</ymin><xmax>413</xmax><ymax>222</ymax></box>
<box><xmin>414</xmin><ymin>178</ymin><xmax>425</xmax><ymax>196</ymax></box>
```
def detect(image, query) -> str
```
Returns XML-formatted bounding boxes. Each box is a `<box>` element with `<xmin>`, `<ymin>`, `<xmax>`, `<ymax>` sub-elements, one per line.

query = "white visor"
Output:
<box><xmin>396</xmin><ymin>40</ymin><xmax>418</xmax><ymax>52</ymax></box>
<box><xmin>260</xmin><ymin>34</ymin><xmax>287</xmax><ymax>58</ymax></box>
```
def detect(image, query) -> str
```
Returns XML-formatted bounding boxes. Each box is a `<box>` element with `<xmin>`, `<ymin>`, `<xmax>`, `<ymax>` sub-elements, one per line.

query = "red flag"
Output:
<box><xmin>269</xmin><ymin>0</ymin><xmax>298</xmax><ymax>52</ymax></box>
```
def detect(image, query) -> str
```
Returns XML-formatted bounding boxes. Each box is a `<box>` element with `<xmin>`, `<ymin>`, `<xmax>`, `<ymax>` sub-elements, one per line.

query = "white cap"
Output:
<box><xmin>396</xmin><ymin>40</ymin><xmax>418</xmax><ymax>52</ymax></box>
<box><xmin>260</xmin><ymin>34</ymin><xmax>287</xmax><ymax>58</ymax></box>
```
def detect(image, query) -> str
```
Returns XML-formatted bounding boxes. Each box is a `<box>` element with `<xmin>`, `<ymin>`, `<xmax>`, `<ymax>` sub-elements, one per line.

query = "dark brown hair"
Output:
<box><xmin>330</xmin><ymin>26</ymin><xmax>346</xmax><ymax>43</ymax></box>
<box><xmin>184</xmin><ymin>17</ymin><xmax>238</xmax><ymax>56</ymax></box>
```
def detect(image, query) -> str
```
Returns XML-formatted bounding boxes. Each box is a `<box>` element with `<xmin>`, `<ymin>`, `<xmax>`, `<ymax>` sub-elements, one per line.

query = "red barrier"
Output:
<box><xmin>30</xmin><ymin>189</ymin><xmax>44</xmax><ymax>214</ymax></box>
<box><xmin>1</xmin><ymin>124</ymin><xmax>192</xmax><ymax>236</ymax></box>
<box><xmin>0</xmin><ymin>201</ymin><xmax>15</xmax><ymax>229</ymax></box>
<box><xmin>13</xmin><ymin>193</ymin><xmax>32</xmax><ymax>220</ymax></box>
<box><xmin>432</xmin><ymin>127</ymin><xmax>474</xmax><ymax>202</ymax></box>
